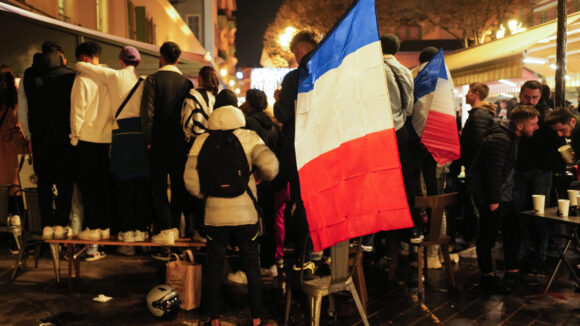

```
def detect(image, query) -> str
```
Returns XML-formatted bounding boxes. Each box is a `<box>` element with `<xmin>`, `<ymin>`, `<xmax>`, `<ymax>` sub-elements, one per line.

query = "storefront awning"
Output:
<box><xmin>446</xmin><ymin>12</ymin><xmax>580</xmax><ymax>86</ymax></box>
<box><xmin>0</xmin><ymin>2</ymin><xmax>208</xmax><ymax>77</ymax></box>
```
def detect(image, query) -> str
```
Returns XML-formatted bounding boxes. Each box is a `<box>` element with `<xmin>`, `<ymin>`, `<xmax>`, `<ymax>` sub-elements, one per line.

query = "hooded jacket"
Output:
<box><xmin>183</xmin><ymin>106</ymin><xmax>279</xmax><ymax>227</ymax></box>
<box><xmin>460</xmin><ymin>101</ymin><xmax>497</xmax><ymax>169</ymax></box>
<box><xmin>245</xmin><ymin>110</ymin><xmax>280</xmax><ymax>155</ymax></box>
<box><xmin>23</xmin><ymin>52</ymin><xmax>75</xmax><ymax>148</ymax></box>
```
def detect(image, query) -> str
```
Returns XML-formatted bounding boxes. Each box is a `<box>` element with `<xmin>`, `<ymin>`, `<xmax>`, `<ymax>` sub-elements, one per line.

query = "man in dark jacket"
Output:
<box><xmin>242</xmin><ymin>88</ymin><xmax>282</xmax><ymax>276</ymax></box>
<box><xmin>514</xmin><ymin>80</ymin><xmax>566</xmax><ymax>275</ymax></box>
<box><xmin>468</xmin><ymin>105</ymin><xmax>539</xmax><ymax>294</ymax></box>
<box><xmin>544</xmin><ymin>107</ymin><xmax>580</xmax><ymax>155</ymax></box>
<box><xmin>461</xmin><ymin>82</ymin><xmax>497</xmax><ymax>170</ymax></box>
<box><xmin>274</xmin><ymin>30</ymin><xmax>318</xmax><ymax>276</ymax></box>
<box><xmin>140</xmin><ymin>42</ymin><xmax>193</xmax><ymax>245</ymax></box>
<box><xmin>20</xmin><ymin>41</ymin><xmax>76</xmax><ymax>235</ymax></box>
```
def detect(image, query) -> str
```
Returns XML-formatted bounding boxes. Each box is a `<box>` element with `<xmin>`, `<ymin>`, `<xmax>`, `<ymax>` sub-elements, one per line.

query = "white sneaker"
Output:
<box><xmin>85</xmin><ymin>251</ymin><xmax>106</xmax><ymax>262</ymax></box>
<box><xmin>53</xmin><ymin>226</ymin><xmax>66</xmax><ymax>239</ymax></box>
<box><xmin>361</xmin><ymin>245</ymin><xmax>373</xmax><ymax>252</ymax></box>
<box><xmin>134</xmin><ymin>230</ymin><xmax>149</xmax><ymax>242</ymax></box>
<box><xmin>78</xmin><ymin>228</ymin><xmax>101</xmax><ymax>241</ymax></box>
<box><xmin>151</xmin><ymin>229</ymin><xmax>175</xmax><ymax>246</ymax></box>
<box><xmin>120</xmin><ymin>231</ymin><xmax>135</xmax><ymax>243</ymax></box>
<box><xmin>8</xmin><ymin>215</ymin><xmax>22</xmax><ymax>237</ymax></box>
<box><xmin>227</xmin><ymin>270</ymin><xmax>248</xmax><ymax>284</ymax></box>
<box><xmin>458</xmin><ymin>245</ymin><xmax>477</xmax><ymax>259</ymax></box>
<box><xmin>171</xmin><ymin>228</ymin><xmax>180</xmax><ymax>240</ymax></box>
<box><xmin>99</xmin><ymin>228</ymin><xmax>111</xmax><ymax>240</ymax></box>
<box><xmin>260</xmin><ymin>265</ymin><xmax>278</xmax><ymax>278</ymax></box>
<box><xmin>192</xmin><ymin>230</ymin><xmax>207</xmax><ymax>243</ymax></box>
<box><xmin>427</xmin><ymin>255</ymin><xmax>443</xmax><ymax>269</ymax></box>
<box><xmin>42</xmin><ymin>226</ymin><xmax>54</xmax><ymax>240</ymax></box>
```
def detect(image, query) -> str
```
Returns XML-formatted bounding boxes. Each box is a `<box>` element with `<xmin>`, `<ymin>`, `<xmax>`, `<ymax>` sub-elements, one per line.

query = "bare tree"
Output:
<box><xmin>263</xmin><ymin>0</ymin><xmax>536</xmax><ymax>67</ymax></box>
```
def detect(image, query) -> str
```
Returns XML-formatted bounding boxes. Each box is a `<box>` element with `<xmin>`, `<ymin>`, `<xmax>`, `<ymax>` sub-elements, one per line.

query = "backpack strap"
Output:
<box><xmin>384</xmin><ymin>60</ymin><xmax>408</xmax><ymax>111</ymax></box>
<box><xmin>115</xmin><ymin>77</ymin><xmax>144</xmax><ymax>119</ymax></box>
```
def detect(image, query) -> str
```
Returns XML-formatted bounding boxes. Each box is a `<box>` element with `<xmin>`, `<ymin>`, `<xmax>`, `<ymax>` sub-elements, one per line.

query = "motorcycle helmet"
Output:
<box><xmin>146</xmin><ymin>284</ymin><xmax>180</xmax><ymax>318</ymax></box>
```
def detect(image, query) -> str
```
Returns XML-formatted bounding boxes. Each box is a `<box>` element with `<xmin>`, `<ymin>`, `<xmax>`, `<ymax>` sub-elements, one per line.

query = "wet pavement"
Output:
<box><xmin>0</xmin><ymin>237</ymin><xmax>579</xmax><ymax>326</ymax></box>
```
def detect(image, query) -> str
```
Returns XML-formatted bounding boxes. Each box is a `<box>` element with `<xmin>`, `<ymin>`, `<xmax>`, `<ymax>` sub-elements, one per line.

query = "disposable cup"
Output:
<box><xmin>532</xmin><ymin>194</ymin><xmax>545</xmax><ymax>214</ymax></box>
<box><xmin>558</xmin><ymin>144</ymin><xmax>574</xmax><ymax>164</ymax></box>
<box><xmin>558</xmin><ymin>199</ymin><xmax>570</xmax><ymax>217</ymax></box>
<box><xmin>568</xmin><ymin>189</ymin><xmax>579</xmax><ymax>206</ymax></box>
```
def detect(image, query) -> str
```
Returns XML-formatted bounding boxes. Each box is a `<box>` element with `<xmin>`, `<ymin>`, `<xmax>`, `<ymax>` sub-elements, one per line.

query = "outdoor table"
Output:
<box><xmin>520</xmin><ymin>207</ymin><xmax>580</xmax><ymax>298</ymax></box>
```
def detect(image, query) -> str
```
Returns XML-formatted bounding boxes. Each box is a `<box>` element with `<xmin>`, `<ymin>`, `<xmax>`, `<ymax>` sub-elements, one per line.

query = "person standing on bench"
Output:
<box><xmin>75</xmin><ymin>46</ymin><xmax>151</xmax><ymax>245</ymax></box>
<box><xmin>140</xmin><ymin>42</ymin><xmax>192</xmax><ymax>246</ymax></box>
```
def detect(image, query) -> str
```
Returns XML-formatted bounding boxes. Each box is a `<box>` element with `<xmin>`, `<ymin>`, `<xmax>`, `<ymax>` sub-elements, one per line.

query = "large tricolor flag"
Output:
<box><xmin>295</xmin><ymin>0</ymin><xmax>413</xmax><ymax>251</ymax></box>
<box><xmin>412</xmin><ymin>49</ymin><xmax>460</xmax><ymax>164</ymax></box>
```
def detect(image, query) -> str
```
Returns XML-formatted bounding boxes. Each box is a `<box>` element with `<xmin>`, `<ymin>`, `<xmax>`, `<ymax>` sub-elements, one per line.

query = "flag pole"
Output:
<box><xmin>555</xmin><ymin>0</ymin><xmax>567</xmax><ymax>108</ymax></box>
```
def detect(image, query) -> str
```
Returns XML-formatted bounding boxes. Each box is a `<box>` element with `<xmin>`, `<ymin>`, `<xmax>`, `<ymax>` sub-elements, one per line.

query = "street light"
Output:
<box><xmin>278</xmin><ymin>26</ymin><xmax>297</xmax><ymax>49</ymax></box>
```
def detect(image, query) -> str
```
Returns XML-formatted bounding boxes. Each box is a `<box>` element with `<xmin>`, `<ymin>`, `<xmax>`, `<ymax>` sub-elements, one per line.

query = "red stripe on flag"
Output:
<box><xmin>421</xmin><ymin>110</ymin><xmax>460</xmax><ymax>165</ymax></box>
<box><xmin>298</xmin><ymin>128</ymin><xmax>414</xmax><ymax>251</ymax></box>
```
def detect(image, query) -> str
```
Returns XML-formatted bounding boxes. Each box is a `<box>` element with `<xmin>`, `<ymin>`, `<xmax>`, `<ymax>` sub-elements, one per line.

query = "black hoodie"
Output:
<box><xmin>245</xmin><ymin>111</ymin><xmax>280</xmax><ymax>155</ymax></box>
<box><xmin>23</xmin><ymin>51</ymin><xmax>75</xmax><ymax>148</ymax></box>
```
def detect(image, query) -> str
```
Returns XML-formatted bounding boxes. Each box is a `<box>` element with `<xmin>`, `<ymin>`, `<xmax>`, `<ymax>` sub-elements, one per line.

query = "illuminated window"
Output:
<box><xmin>540</xmin><ymin>11</ymin><xmax>547</xmax><ymax>23</ymax></box>
<box><xmin>97</xmin><ymin>0</ymin><xmax>102</xmax><ymax>31</ymax></box>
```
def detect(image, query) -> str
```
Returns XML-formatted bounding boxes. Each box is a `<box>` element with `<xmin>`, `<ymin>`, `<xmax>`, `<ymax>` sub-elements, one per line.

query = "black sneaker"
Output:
<box><xmin>480</xmin><ymin>274</ymin><xmax>512</xmax><ymax>294</ymax></box>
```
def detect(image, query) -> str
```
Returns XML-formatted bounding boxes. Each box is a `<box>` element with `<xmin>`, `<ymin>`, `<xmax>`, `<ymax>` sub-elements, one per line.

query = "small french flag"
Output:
<box><xmin>412</xmin><ymin>49</ymin><xmax>460</xmax><ymax>164</ymax></box>
<box><xmin>295</xmin><ymin>0</ymin><xmax>413</xmax><ymax>251</ymax></box>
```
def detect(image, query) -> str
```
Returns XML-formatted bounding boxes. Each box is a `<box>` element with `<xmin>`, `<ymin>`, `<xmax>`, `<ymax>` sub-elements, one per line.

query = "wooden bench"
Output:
<box><xmin>44</xmin><ymin>237</ymin><xmax>206</xmax><ymax>291</ymax></box>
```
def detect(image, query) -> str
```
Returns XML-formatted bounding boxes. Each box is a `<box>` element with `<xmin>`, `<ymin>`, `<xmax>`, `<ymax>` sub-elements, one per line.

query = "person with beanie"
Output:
<box><xmin>75</xmin><ymin>46</ymin><xmax>152</xmax><ymax>243</ymax></box>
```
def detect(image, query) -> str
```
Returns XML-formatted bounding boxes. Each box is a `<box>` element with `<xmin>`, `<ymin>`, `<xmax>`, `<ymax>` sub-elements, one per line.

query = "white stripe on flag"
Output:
<box><xmin>430</xmin><ymin>78</ymin><xmax>455</xmax><ymax>115</ymax></box>
<box><xmin>295</xmin><ymin>41</ymin><xmax>393</xmax><ymax>171</ymax></box>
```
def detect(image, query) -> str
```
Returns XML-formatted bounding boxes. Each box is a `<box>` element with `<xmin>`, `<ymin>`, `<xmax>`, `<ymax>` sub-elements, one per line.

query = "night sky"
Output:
<box><xmin>235</xmin><ymin>0</ymin><xmax>283</xmax><ymax>67</ymax></box>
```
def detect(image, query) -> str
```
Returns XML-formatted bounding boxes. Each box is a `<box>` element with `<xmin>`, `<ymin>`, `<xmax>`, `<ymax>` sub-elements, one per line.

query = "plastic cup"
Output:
<box><xmin>558</xmin><ymin>199</ymin><xmax>570</xmax><ymax>217</ymax></box>
<box><xmin>558</xmin><ymin>144</ymin><xmax>574</xmax><ymax>164</ymax></box>
<box><xmin>532</xmin><ymin>194</ymin><xmax>545</xmax><ymax>214</ymax></box>
<box><xmin>568</xmin><ymin>189</ymin><xmax>579</xmax><ymax>206</ymax></box>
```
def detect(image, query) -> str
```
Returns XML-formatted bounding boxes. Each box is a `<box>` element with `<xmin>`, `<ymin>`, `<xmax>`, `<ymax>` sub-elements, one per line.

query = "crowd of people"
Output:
<box><xmin>1</xmin><ymin>29</ymin><xmax>579</xmax><ymax>325</ymax></box>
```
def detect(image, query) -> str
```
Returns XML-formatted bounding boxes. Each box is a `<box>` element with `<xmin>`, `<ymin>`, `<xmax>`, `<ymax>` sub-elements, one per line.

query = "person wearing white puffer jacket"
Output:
<box><xmin>184</xmin><ymin>105</ymin><xmax>278</xmax><ymax>326</ymax></box>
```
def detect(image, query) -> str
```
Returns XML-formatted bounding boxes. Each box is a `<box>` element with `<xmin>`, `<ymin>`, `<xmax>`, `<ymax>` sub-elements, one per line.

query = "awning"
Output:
<box><xmin>446</xmin><ymin>12</ymin><xmax>580</xmax><ymax>86</ymax></box>
<box><xmin>0</xmin><ymin>2</ymin><xmax>208</xmax><ymax>77</ymax></box>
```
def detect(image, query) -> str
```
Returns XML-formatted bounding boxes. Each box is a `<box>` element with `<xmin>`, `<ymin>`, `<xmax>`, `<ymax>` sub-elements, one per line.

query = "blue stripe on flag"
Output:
<box><xmin>297</xmin><ymin>0</ymin><xmax>379</xmax><ymax>93</ymax></box>
<box><xmin>413</xmin><ymin>49</ymin><xmax>448</xmax><ymax>101</ymax></box>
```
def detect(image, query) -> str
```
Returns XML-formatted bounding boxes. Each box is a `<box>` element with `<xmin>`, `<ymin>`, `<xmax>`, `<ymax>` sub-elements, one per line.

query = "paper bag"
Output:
<box><xmin>165</xmin><ymin>250</ymin><xmax>202</xmax><ymax>310</ymax></box>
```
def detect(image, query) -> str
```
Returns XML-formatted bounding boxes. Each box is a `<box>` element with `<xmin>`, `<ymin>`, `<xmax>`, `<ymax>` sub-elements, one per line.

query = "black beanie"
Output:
<box><xmin>419</xmin><ymin>47</ymin><xmax>438</xmax><ymax>64</ymax></box>
<box><xmin>246</xmin><ymin>89</ymin><xmax>268</xmax><ymax>111</ymax></box>
<box><xmin>215</xmin><ymin>89</ymin><xmax>238</xmax><ymax>108</ymax></box>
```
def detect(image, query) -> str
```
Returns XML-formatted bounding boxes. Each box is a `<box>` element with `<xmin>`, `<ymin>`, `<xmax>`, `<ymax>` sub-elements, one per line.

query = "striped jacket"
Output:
<box><xmin>181</xmin><ymin>88</ymin><xmax>215</xmax><ymax>142</ymax></box>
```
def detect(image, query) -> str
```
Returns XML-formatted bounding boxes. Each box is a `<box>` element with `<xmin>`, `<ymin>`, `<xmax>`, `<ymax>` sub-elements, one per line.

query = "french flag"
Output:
<box><xmin>412</xmin><ymin>49</ymin><xmax>460</xmax><ymax>164</ymax></box>
<box><xmin>295</xmin><ymin>0</ymin><xmax>413</xmax><ymax>251</ymax></box>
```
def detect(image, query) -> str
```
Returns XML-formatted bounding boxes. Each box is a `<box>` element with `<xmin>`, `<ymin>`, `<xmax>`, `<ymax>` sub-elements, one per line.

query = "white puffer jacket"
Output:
<box><xmin>184</xmin><ymin>105</ymin><xmax>279</xmax><ymax>226</ymax></box>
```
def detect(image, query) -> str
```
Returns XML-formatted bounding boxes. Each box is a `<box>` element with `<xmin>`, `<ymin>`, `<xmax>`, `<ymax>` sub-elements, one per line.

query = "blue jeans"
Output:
<box><xmin>514</xmin><ymin>170</ymin><xmax>552</xmax><ymax>269</ymax></box>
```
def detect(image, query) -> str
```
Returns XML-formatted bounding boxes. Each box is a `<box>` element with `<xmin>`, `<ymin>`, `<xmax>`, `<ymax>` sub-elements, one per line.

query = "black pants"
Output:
<box><xmin>205</xmin><ymin>224</ymin><xmax>263</xmax><ymax>319</ymax></box>
<box><xmin>151</xmin><ymin>165</ymin><xmax>186</xmax><ymax>231</ymax></box>
<box><xmin>258</xmin><ymin>181</ymin><xmax>276</xmax><ymax>268</ymax></box>
<box><xmin>115</xmin><ymin>176</ymin><xmax>151</xmax><ymax>232</ymax></box>
<box><xmin>32</xmin><ymin>144</ymin><xmax>74</xmax><ymax>227</ymax></box>
<box><xmin>476</xmin><ymin>201</ymin><xmax>520</xmax><ymax>274</ymax></box>
<box><xmin>287</xmin><ymin>148</ymin><xmax>313</xmax><ymax>262</ymax></box>
<box><xmin>75</xmin><ymin>141</ymin><xmax>111</xmax><ymax>229</ymax></box>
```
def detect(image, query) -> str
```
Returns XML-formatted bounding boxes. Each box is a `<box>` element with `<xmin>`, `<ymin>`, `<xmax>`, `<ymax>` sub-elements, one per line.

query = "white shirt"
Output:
<box><xmin>74</xmin><ymin>63</ymin><xmax>143</xmax><ymax>120</ymax></box>
<box><xmin>70</xmin><ymin>71</ymin><xmax>112</xmax><ymax>145</ymax></box>
<box><xmin>383</xmin><ymin>54</ymin><xmax>414</xmax><ymax>131</ymax></box>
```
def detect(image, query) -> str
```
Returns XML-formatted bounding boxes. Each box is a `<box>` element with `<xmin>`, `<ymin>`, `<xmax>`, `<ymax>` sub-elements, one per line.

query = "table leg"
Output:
<box><xmin>67</xmin><ymin>244</ymin><xmax>73</xmax><ymax>292</ymax></box>
<box><xmin>528</xmin><ymin>228</ymin><xmax>578</xmax><ymax>299</ymax></box>
<box><xmin>48</xmin><ymin>243</ymin><xmax>60</xmax><ymax>283</ymax></box>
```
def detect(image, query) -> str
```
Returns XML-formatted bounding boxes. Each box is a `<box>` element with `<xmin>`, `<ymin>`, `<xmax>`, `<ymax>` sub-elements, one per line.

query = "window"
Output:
<box><xmin>575</xmin><ymin>0</ymin><xmax>580</xmax><ymax>12</ymax></box>
<box><xmin>58</xmin><ymin>0</ymin><xmax>69</xmax><ymax>22</ymax></box>
<box><xmin>540</xmin><ymin>10</ymin><xmax>548</xmax><ymax>23</ymax></box>
<box><xmin>97</xmin><ymin>0</ymin><xmax>102</xmax><ymax>31</ymax></box>
<box><xmin>187</xmin><ymin>14</ymin><xmax>202</xmax><ymax>43</ymax></box>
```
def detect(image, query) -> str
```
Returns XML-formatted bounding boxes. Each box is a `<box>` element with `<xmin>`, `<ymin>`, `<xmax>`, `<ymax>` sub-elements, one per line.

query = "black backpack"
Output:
<box><xmin>197</xmin><ymin>130</ymin><xmax>250</xmax><ymax>198</ymax></box>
